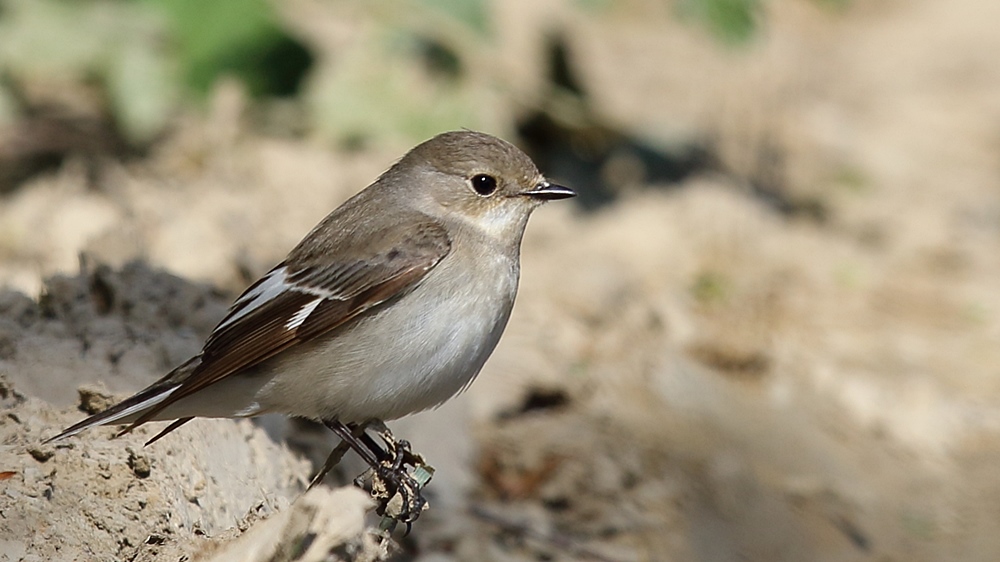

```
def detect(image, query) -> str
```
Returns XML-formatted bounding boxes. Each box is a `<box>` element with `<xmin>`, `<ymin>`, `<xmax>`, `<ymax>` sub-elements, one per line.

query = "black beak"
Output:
<box><xmin>523</xmin><ymin>181</ymin><xmax>576</xmax><ymax>201</ymax></box>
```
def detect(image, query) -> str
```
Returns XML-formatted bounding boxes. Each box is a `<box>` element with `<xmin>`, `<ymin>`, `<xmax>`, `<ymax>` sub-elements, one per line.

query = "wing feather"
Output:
<box><xmin>123</xmin><ymin>216</ymin><xmax>452</xmax><ymax>430</ymax></box>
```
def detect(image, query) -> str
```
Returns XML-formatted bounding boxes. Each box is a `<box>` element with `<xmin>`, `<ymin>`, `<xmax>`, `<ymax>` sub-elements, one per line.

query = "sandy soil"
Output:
<box><xmin>2</xmin><ymin>0</ymin><xmax>1000</xmax><ymax>560</ymax></box>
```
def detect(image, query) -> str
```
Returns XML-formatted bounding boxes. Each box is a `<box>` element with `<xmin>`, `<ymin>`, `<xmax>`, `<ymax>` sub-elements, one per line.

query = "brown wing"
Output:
<box><xmin>125</xmin><ymin>217</ymin><xmax>452</xmax><ymax>429</ymax></box>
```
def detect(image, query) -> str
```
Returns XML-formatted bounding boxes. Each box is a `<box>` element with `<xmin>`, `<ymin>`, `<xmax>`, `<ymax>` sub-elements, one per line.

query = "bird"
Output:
<box><xmin>47</xmin><ymin>130</ymin><xmax>575</xmax><ymax>522</ymax></box>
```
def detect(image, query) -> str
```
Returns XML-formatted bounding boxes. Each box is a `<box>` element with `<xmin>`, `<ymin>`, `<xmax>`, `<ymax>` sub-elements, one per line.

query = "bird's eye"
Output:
<box><xmin>470</xmin><ymin>174</ymin><xmax>498</xmax><ymax>196</ymax></box>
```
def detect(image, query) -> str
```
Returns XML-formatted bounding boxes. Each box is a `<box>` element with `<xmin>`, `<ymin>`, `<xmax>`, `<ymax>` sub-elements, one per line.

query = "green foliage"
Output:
<box><xmin>0</xmin><ymin>0</ymin><xmax>177</xmax><ymax>144</ymax></box>
<box><xmin>813</xmin><ymin>0</ymin><xmax>852</xmax><ymax>12</ymax></box>
<box><xmin>305</xmin><ymin>1</ymin><xmax>504</xmax><ymax>145</ymax></box>
<box><xmin>833</xmin><ymin>164</ymin><xmax>870</xmax><ymax>194</ymax></box>
<box><xmin>139</xmin><ymin>0</ymin><xmax>312</xmax><ymax>97</ymax></box>
<box><xmin>0</xmin><ymin>0</ymin><xmax>852</xmax><ymax>148</ymax></box>
<box><xmin>678</xmin><ymin>0</ymin><xmax>851</xmax><ymax>44</ymax></box>
<box><xmin>309</xmin><ymin>28</ymin><xmax>483</xmax><ymax>146</ymax></box>
<box><xmin>691</xmin><ymin>270</ymin><xmax>730</xmax><ymax>305</ymax></box>
<box><xmin>573</xmin><ymin>0</ymin><xmax>615</xmax><ymax>12</ymax></box>
<box><xmin>678</xmin><ymin>0</ymin><xmax>760</xmax><ymax>45</ymax></box>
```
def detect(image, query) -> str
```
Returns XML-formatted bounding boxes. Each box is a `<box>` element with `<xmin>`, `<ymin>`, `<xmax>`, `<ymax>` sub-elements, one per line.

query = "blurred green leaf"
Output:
<box><xmin>107</xmin><ymin>38</ymin><xmax>176</xmax><ymax>143</ymax></box>
<box><xmin>814</xmin><ymin>0</ymin><xmax>851</xmax><ymax>12</ymax></box>
<box><xmin>0</xmin><ymin>0</ymin><xmax>178</xmax><ymax>144</ymax></box>
<box><xmin>0</xmin><ymin>0</ymin><xmax>107</xmax><ymax>75</ymax></box>
<box><xmin>678</xmin><ymin>0</ymin><xmax>760</xmax><ymax>45</ymax></box>
<box><xmin>309</xmin><ymin>29</ymin><xmax>482</xmax><ymax>145</ymax></box>
<box><xmin>140</xmin><ymin>0</ymin><xmax>312</xmax><ymax>97</ymax></box>
<box><xmin>573</xmin><ymin>0</ymin><xmax>614</xmax><ymax>12</ymax></box>
<box><xmin>303</xmin><ymin>0</ymin><xmax>509</xmax><ymax>145</ymax></box>
<box><xmin>691</xmin><ymin>270</ymin><xmax>730</xmax><ymax>305</ymax></box>
<box><xmin>833</xmin><ymin>164</ymin><xmax>870</xmax><ymax>194</ymax></box>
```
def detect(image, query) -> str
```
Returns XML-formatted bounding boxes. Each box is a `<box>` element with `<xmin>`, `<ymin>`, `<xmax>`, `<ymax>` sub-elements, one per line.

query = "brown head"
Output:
<box><xmin>387</xmin><ymin>130</ymin><xmax>575</xmax><ymax>240</ymax></box>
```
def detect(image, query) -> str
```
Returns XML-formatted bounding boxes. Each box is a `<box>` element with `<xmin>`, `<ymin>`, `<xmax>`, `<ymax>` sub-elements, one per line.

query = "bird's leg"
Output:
<box><xmin>368</xmin><ymin>421</ymin><xmax>422</xmax><ymax>468</ymax></box>
<box><xmin>364</xmin><ymin>421</ymin><xmax>433</xmax><ymax>526</ymax></box>
<box><xmin>322</xmin><ymin>419</ymin><xmax>382</xmax><ymax>468</ymax></box>
<box><xmin>320</xmin><ymin>419</ymin><xmax>433</xmax><ymax>528</ymax></box>
<box><xmin>308</xmin><ymin>421</ymin><xmax>370</xmax><ymax>490</ymax></box>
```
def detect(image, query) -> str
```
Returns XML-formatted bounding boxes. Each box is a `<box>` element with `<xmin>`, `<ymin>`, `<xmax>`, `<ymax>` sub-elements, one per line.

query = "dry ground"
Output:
<box><xmin>2</xmin><ymin>0</ymin><xmax>999</xmax><ymax>560</ymax></box>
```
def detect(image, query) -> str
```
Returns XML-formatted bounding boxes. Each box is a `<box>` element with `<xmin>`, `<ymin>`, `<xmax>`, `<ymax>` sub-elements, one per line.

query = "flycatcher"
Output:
<box><xmin>49</xmin><ymin>130</ymin><xmax>575</xmax><ymax>521</ymax></box>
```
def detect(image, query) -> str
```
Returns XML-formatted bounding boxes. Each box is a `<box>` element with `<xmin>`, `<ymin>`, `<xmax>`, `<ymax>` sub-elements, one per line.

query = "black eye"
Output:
<box><xmin>470</xmin><ymin>174</ymin><xmax>498</xmax><ymax>196</ymax></box>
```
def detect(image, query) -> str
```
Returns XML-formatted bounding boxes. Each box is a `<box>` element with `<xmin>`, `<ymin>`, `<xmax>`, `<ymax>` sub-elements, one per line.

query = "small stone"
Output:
<box><xmin>78</xmin><ymin>385</ymin><xmax>115</xmax><ymax>415</ymax></box>
<box><xmin>128</xmin><ymin>447</ymin><xmax>151</xmax><ymax>478</ymax></box>
<box><xmin>0</xmin><ymin>375</ymin><xmax>26</xmax><ymax>402</ymax></box>
<box><xmin>28</xmin><ymin>446</ymin><xmax>54</xmax><ymax>462</ymax></box>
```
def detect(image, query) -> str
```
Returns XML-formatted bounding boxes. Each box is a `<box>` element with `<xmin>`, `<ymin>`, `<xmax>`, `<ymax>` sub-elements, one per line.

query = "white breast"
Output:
<box><xmin>253</xmin><ymin>242</ymin><xmax>519</xmax><ymax>423</ymax></box>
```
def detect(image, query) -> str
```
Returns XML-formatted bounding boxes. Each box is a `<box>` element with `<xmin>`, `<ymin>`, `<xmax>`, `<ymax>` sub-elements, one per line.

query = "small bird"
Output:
<box><xmin>48</xmin><ymin>130</ymin><xmax>574</xmax><ymax>520</ymax></box>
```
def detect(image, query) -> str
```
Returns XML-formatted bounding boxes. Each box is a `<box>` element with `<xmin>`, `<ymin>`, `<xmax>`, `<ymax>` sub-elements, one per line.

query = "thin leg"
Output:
<box><xmin>358</xmin><ymin>432</ymin><xmax>391</xmax><ymax>463</ymax></box>
<box><xmin>323</xmin><ymin>419</ymin><xmax>381</xmax><ymax>467</ymax></box>
<box><xmin>308</xmin><ymin>422</ymin><xmax>370</xmax><ymax>490</ymax></box>
<box><xmin>321</xmin><ymin>419</ymin><xmax>433</xmax><ymax>528</ymax></box>
<box><xmin>368</xmin><ymin>421</ymin><xmax>420</xmax><ymax>468</ymax></box>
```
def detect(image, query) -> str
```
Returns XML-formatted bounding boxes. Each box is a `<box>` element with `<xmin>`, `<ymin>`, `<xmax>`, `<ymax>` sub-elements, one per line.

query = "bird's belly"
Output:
<box><xmin>255</xmin><ymin>266</ymin><xmax>515</xmax><ymax>423</ymax></box>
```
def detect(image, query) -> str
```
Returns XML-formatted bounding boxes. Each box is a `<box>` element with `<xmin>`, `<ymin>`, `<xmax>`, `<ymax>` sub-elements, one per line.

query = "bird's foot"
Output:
<box><xmin>363</xmin><ymin>425</ymin><xmax>435</xmax><ymax>531</ymax></box>
<box><xmin>370</xmin><ymin>422</ymin><xmax>424</xmax><ymax>468</ymax></box>
<box><xmin>322</xmin><ymin>418</ymin><xmax>434</xmax><ymax>532</ymax></box>
<box><xmin>370</xmin><ymin>461</ymin><xmax>429</xmax><ymax>524</ymax></box>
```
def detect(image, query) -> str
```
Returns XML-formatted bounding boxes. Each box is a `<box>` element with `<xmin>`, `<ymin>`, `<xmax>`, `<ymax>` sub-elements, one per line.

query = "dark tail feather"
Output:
<box><xmin>44</xmin><ymin>382</ymin><xmax>182</xmax><ymax>443</ymax></box>
<box><xmin>46</xmin><ymin>356</ymin><xmax>203</xmax><ymax>443</ymax></box>
<box><xmin>142</xmin><ymin>417</ymin><xmax>193</xmax><ymax>446</ymax></box>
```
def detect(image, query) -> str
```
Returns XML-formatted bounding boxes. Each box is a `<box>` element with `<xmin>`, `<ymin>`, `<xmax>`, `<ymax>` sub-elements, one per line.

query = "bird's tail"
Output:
<box><xmin>45</xmin><ymin>382</ymin><xmax>182</xmax><ymax>442</ymax></box>
<box><xmin>45</xmin><ymin>356</ymin><xmax>200</xmax><ymax>443</ymax></box>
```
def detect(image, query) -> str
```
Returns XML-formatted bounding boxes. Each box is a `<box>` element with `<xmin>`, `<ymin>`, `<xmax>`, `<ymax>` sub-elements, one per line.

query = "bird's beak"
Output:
<box><xmin>522</xmin><ymin>181</ymin><xmax>576</xmax><ymax>201</ymax></box>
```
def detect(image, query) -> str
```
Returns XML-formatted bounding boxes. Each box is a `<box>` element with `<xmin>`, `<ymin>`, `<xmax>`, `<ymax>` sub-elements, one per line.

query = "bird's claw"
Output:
<box><xmin>320</xmin><ymin>419</ymin><xmax>434</xmax><ymax>532</ymax></box>
<box><xmin>368</xmin><ymin>435</ymin><xmax>432</xmax><ymax>528</ymax></box>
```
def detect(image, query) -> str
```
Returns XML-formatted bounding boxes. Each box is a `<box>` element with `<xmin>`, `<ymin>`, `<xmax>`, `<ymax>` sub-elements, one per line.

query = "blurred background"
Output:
<box><xmin>1</xmin><ymin>0</ymin><xmax>999</xmax><ymax>560</ymax></box>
